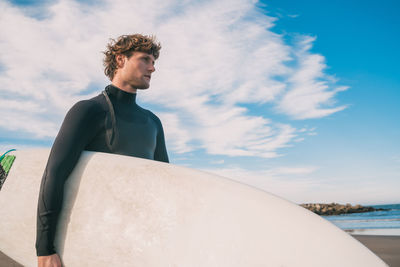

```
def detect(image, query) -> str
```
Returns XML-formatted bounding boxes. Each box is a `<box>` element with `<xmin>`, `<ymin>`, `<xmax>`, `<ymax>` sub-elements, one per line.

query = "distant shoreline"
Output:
<box><xmin>300</xmin><ymin>203</ymin><xmax>388</xmax><ymax>216</ymax></box>
<box><xmin>345</xmin><ymin>228</ymin><xmax>400</xmax><ymax>236</ymax></box>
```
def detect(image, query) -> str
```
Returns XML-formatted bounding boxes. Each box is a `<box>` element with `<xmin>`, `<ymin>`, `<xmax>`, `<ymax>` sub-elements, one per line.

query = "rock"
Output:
<box><xmin>299</xmin><ymin>203</ymin><xmax>388</xmax><ymax>216</ymax></box>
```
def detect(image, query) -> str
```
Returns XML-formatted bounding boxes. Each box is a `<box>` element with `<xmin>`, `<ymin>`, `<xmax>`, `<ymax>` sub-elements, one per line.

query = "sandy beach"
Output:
<box><xmin>352</xmin><ymin>235</ymin><xmax>400</xmax><ymax>267</ymax></box>
<box><xmin>0</xmin><ymin>250</ymin><xmax>22</xmax><ymax>267</ymax></box>
<box><xmin>1</xmin><ymin>234</ymin><xmax>399</xmax><ymax>267</ymax></box>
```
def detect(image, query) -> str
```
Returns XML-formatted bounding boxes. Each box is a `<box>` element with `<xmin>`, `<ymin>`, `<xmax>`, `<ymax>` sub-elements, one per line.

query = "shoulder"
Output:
<box><xmin>139</xmin><ymin>106</ymin><xmax>163</xmax><ymax>125</ymax></box>
<box><xmin>65</xmin><ymin>94</ymin><xmax>106</xmax><ymax>119</ymax></box>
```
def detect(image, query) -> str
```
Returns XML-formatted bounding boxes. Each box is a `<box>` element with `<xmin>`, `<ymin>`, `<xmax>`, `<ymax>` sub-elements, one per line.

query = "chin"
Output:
<box><xmin>136</xmin><ymin>83</ymin><xmax>150</xmax><ymax>90</ymax></box>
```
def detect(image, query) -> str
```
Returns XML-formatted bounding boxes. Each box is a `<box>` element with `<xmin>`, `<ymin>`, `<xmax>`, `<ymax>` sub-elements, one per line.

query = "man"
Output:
<box><xmin>36</xmin><ymin>34</ymin><xmax>169</xmax><ymax>267</ymax></box>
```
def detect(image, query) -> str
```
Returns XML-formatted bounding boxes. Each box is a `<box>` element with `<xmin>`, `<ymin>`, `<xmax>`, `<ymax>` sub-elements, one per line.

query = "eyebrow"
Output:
<box><xmin>140</xmin><ymin>54</ymin><xmax>153</xmax><ymax>59</ymax></box>
<box><xmin>141</xmin><ymin>55</ymin><xmax>155</xmax><ymax>64</ymax></box>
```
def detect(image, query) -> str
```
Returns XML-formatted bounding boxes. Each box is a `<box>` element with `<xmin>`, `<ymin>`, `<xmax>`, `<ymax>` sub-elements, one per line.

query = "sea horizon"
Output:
<box><xmin>322</xmin><ymin>203</ymin><xmax>400</xmax><ymax>236</ymax></box>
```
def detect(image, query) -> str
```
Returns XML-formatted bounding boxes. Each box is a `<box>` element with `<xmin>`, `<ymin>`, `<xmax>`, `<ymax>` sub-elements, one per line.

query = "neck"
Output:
<box><xmin>111</xmin><ymin>80</ymin><xmax>137</xmax><ymax>94</ymax></box>
<box><xmin>106</xmin><ymin>84</ymin><xmax>137</xmax><ymax>105</ymax></box>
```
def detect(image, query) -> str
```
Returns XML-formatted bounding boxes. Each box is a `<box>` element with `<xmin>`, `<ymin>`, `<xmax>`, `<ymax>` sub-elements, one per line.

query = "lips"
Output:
<box><xmin>144</xmin><ymin>75</ymin><xmax>151</xmax><ymax>80</ymax></box>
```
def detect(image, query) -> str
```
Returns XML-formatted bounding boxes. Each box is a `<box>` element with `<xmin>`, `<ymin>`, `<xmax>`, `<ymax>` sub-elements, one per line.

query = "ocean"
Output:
<box><xmin>322</xmin><ymin>204</ymin><xmax>400</xmax><ymax>236</ymax></box>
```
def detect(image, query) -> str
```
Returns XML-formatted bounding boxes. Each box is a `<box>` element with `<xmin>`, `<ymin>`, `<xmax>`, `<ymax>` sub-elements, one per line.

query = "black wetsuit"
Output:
<box><xmin>35</xmin><ymin>84</ymin><xmax>169</xmax><ymax>256</ymax></box>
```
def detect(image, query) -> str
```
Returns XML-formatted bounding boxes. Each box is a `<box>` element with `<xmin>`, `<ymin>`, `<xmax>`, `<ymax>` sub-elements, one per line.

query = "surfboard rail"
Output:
<box><xmin>0</xmin><ymin>149</ymin><xmax>388</xmax><ymax>266</ymax></box>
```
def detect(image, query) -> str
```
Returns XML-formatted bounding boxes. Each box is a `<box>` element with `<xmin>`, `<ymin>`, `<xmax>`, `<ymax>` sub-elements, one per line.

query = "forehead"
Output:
<box><xmin>130</xmin><ymin>51</ymin><xmax>155</xmax><ymax>60</ymax></box>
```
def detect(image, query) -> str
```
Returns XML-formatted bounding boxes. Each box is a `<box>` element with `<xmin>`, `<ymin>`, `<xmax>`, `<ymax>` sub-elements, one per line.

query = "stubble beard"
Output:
<box><xmin>135</xmin><ymin>82</ymin><xmax>150</xmax><ymax>90</ymax></box>
<box><xmin>135</xmin><ymin>77</ymin><xmax>150</xmax><ymax>90</ymax></box>
<box><xmin>129</xmin><ymin>77</ymin><xmax>150</xmax><ymax>90</ymax></box>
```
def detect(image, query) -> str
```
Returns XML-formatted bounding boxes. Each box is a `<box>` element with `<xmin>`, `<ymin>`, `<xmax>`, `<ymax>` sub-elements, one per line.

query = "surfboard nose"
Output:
<box><xmin>0</xmin><ymin>150</ymin><xmax>16</xmax><ymax>191</ymax></box>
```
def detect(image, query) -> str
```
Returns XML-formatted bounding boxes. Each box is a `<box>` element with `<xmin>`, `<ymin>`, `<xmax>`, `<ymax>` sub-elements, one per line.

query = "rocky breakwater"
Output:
<box><xmin>300</xmin><ymin>203</ymin><xmax>387</xmax><ymax>216</ymax></box>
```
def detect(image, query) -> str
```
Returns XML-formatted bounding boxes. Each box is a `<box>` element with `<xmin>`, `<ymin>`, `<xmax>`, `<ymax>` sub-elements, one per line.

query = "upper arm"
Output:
<box><xmin>46</xmin><ymin>100</ymin><xmax>104</xmax><ymax>177</ymax></box>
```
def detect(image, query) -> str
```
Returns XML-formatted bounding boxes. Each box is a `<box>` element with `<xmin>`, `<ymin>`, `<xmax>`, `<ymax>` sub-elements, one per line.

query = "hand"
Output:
<box><xmin>38</xmin><ymin>253</ymin><xmax>62</xmax><ymax>267</ymax></box>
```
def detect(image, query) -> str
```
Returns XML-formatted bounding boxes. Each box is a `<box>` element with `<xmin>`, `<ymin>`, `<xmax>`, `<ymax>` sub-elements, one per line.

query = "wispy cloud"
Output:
<box><xmin>201</xmin><ymin>165</ymin><xmax>320</xmax><ymax>203</ymax></box>
<box><xmin>277</xmin><ymin>36</ymin><xmax>349</xmax><ymax>119</ymax></box>
<box><xmin>392</xmin><ymin>155</ymin><xmax>400</xmax><ymax>164</ymax></box>
<box><xmin>157</xmin><ymin>112</ymin><xmax>192</xmax><ymax>154</ymax></box>
<box><xmin>202</xmin><ymin>166</ymin><xmax>399</xmax><ymax>204</ymax></box>
<box><xmin>0</xmin><ymin>142</ymin><xmax>46</xmax><ymax>153</ymax></box>
<box><xmin>0</xmin><ymin>0</ymin><xmax>347</xmax><ymax>158</ymax></box>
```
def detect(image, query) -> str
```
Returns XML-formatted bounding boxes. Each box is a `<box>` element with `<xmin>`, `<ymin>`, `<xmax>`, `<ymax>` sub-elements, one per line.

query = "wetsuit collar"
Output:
<box><xmin>105</xmin><ymin>84</ymin><xmax>137</xmax><ymax>105</ymax></box>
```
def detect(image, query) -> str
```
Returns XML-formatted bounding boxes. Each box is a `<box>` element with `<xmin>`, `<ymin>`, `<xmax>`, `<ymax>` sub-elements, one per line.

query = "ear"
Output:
<box><xmin>115</xmin><ymin>54</ymin><xmax>126</xmax><ymax>68</ymax></box>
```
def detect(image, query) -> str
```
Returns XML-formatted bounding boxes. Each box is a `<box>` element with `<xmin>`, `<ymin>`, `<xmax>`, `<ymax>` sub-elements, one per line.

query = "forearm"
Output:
<box><xmin>36</xmin><ymin>139</ymin><xmax>86</xmax><ymax>255</ymax></box>
<box><xmin>35</xmin><ymin>150</ymin><xmax>83</xmax><ymax>255</ymax></box>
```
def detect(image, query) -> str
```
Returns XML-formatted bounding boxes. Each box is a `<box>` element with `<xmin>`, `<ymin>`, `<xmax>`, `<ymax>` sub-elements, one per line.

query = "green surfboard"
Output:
<box><xmin>0</xmin><ymin>150</ymin><xmax>16</xmax><ymax>190</ymax></box>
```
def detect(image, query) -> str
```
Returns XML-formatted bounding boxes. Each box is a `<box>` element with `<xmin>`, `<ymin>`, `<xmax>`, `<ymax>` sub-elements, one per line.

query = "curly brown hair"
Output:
<box><xmin>103</xmin><ymin>34</ymin><xmax>161</xmax><ymax>81</ymax></box>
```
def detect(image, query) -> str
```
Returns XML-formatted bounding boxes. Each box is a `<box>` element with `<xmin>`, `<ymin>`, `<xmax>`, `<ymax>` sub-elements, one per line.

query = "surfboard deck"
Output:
<box><xmin>0</xmin><ymin>149</ymin><xmax>387</xmax><ymax>266</ymax></box>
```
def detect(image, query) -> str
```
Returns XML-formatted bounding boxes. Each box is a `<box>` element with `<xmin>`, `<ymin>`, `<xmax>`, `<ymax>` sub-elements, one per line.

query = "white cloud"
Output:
<box><xmin>202</xmin><ymin>166</ymin><xmax>400</xmax><ymax>204</ymax></box>
<box><xmin>277</xmin><ymin>36</ymin><xmax>349</xmax><ymax>119</ymax></box>
<box><xmin>0</xmin><ymin>0</ymin><xmax>347</xmax><ymax>157</ymax></box>
<box><xmin>201</xmin><ymin>165</ymin><xmax>319</xmax><ymax>203</ymax></box>
<box><xmin>392</xmin><ymin>155</ymin><xmax>400</xmax><ymax>164</ymax></box>
<box><xmin>0</xmin><ymin>143</ymin><xmax>47</xmax><ymax>153</ymax></box>
<box><xmin>268</xmin><ymin>166</ymin><xmax>318</xmax><ymax>176</ymax></box>
<box><xmin>157</xmin><ymin>112</ymin><xmax>192</xmax><ymax>153</ymax></box>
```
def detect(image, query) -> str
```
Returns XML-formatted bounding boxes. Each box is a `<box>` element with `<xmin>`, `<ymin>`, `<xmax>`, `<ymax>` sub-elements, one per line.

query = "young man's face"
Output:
<box><xmin>115</xmin><ymin>51</ymin><xmax>156</xmax><ymax>90</ymax></box>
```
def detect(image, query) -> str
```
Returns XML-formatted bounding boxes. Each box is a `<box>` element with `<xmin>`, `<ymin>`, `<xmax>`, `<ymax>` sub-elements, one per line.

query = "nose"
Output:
<box><xmin>149</xmin><ymin>63</ymin><xmax>155</xmax><ymax>73</ymax></box>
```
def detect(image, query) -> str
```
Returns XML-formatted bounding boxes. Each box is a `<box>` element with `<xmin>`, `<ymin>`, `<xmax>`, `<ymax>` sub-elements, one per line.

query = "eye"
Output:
<box><xmin>142</xmin><ymin>57</ymin><xmax>155</xmax><ymax>66</ymax></box>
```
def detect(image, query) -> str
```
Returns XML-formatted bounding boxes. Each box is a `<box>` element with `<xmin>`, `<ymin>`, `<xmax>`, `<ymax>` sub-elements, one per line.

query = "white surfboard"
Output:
<box><xmin>0</xmin><ymin>149</ymin><xmax>387</xmax><ymax>266</ymax></box>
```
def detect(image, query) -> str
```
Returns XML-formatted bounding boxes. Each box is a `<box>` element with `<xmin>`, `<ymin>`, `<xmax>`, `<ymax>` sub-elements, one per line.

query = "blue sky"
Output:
<box><xmin>0</xmin><ymin>0</ymin><xmax>399</xmax><ymax>204</ymax></box>
<box><xmin>258</xmin><ymin>0</ymin><xmax>400</xmax><ymax>204</ymax></box>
